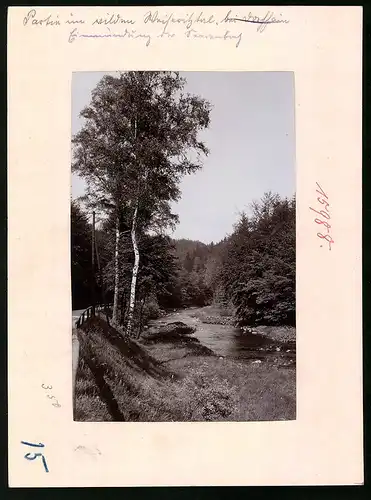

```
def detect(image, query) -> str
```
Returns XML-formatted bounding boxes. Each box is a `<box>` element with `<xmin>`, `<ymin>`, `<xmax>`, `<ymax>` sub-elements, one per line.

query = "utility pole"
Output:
<box><xmin>95</xmin><ymin>236</ymin><xmax>101</xmax><ymax>284</ymax></box>
<box><xmin>91</xmin><ymin>211</ymin><xmax>96</xmax><ymax>314</ymax></box>
<box><xmin>95</xmin><ymin>230</ymin><xmax>110</xmax><ymax>324</ymax></box>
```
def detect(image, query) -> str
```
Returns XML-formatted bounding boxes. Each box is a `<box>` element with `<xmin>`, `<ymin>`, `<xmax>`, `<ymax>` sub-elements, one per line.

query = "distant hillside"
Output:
<box><xmin>172</xmin><ymin>238</ymin><xmax>227</xmax><ymax>269</ymax></box>
<box><xmin>168</xmin><ymin>238</ymin><xmax>228</xmax><ymax>306</ymax></box>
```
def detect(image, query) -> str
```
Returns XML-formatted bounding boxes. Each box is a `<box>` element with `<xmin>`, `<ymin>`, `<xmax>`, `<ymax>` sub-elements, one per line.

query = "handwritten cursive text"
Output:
<box><xmin>93</xmin><ymin>13</ymin><xmax>135</xmax><ymax>26</ymax></box>
<box><xmin>221</xmin><ymin>10</ymin><xmax>289</xmax><ymax>33</ymax></box>
<box><xmin>22</xmin><ymin>8</ymin><xmax>290</xmax><ymax>45</ymax></box>
<box><xmin>69</xmin><ymin>27</ymin><xmax>151</xmax><ymax>46</ymax></box>
<box><xmin>144</xmin><ymin>10</ymin><xmax>216</xmax><ymax>31</ymax></box>
<box><xmin>23</xmin><ymin>9</ymin><xmax>60</xmax><ymax>27</ymax></box>
<box><xmin>184</xmin><ymin>28</ymin><xmax>242</xmax><ymax>48</ymax></box>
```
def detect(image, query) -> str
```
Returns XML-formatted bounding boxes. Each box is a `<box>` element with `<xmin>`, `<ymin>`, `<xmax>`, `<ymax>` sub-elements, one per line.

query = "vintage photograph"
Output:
<box><xmin>71</xmin><ymin>71</ymin><xmax>296</xmax><ymax>422</ymax></box>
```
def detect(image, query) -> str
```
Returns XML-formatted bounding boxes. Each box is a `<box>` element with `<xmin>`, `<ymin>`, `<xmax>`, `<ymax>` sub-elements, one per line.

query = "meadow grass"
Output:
<box><xmin>74</xmin><ymin>317</ymin><xmax>295</xmax><ymax>422</ymax></box>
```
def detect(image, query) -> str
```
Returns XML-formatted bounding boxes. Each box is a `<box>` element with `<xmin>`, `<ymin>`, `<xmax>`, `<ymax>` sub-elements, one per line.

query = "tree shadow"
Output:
<box><xmin>82</xmin><ymin>317</ymin><xmax>173</xmax><ymax>380</ymax></box>
<box><xmin>82</xmin><ymin>347</ymin><xmax>126</xmax><ymax>422</ymax></box>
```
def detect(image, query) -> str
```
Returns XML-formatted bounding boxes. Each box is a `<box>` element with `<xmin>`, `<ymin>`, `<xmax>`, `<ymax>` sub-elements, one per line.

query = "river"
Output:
<box><xmin>150</xmin><ymin>307</ymin><xmax>296</xmax><ymax>365</ymax></box>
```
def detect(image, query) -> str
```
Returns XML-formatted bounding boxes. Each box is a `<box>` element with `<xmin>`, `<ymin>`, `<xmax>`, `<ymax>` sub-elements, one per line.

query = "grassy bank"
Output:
<box><xmin>74</xmin><ymin>317</ymin><xmax>296</xmax><ymax>422</ymax></box>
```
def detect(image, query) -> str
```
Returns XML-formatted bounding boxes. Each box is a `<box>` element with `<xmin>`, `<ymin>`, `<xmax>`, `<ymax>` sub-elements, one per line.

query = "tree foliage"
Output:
<box><xmin>72</xmin><ymin>71</ymin><xmax>211</xmax><ymax>223</ymax></box>
<box><xmin>71</xmin><ymin>201</ymin><xmax>92</xmax><ymax>309</ymax></box>
<box><xmin>71</xmin><ymin>192</ymin><xmax>295</xmax><ymax>329</ymax></box>
<box><xmin>72</xmin><ymin>71</ymin><xmax>211</xmax><ymax>334</ymax></box>
<box><xmin>218</xmin><ymin>193</ymin><xmax>295</xmax><ymax>326</ymax></box>
<box><xmin>71</xmin><ymin>72</ymin><xmax>295</xmax><ymax>335</ymax></box>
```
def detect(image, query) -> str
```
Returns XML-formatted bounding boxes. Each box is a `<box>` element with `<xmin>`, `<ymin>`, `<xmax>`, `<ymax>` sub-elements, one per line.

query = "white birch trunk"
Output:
<box><xmin>112</xmin><ymin>214</ymin><xmax>120</xmax><ymax>326</ymax></box>
<box><xmin>126</xmin><ymin>201</ymin><xmax>140</xmax><ymax>336</ymax></box>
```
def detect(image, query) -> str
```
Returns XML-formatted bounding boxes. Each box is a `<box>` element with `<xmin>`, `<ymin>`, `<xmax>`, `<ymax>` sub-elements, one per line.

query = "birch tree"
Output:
<box><xmin>72</xmin><ymin>71</ymin><xmax>211</xmax><ymax>335</ymax></box>
<box><xmin>72</xmin><ymin>75</ymin><xmax>135</xmax><ymax>325</ymax></box>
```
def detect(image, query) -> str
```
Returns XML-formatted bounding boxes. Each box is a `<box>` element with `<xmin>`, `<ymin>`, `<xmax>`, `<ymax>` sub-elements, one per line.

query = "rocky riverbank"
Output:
<box><xmin>189</xmin><ymin>305</ymin><xmax>296</xmax><ymax>343</ymax></box>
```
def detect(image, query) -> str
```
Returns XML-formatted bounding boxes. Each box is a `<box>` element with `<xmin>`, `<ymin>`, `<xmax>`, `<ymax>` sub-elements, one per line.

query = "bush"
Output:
<box><xmin>143</xmin><ymin>299</ymin><xmax>161</xmax><ymax>320</ymax></box>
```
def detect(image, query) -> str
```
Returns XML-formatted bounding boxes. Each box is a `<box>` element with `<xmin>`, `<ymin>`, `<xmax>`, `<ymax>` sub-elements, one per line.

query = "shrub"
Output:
<box><xmin>144</xmin><ymin>299</ymin><xmax>161</xmax><ymax>320</ymax></box>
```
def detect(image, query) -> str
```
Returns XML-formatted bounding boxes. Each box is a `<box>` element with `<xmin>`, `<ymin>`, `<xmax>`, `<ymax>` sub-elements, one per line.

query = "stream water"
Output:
<box><xmin>150</xmin><ymin>308</ymin><xmax>296</xmax><ymax>365</ymax></box>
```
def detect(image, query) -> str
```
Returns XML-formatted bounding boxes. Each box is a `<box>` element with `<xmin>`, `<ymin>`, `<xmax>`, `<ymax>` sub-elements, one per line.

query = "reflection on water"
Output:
<box><xmin>193</xmin><ymin>323</ymin><xmax>295</xmax><ymax>363</ymax></box>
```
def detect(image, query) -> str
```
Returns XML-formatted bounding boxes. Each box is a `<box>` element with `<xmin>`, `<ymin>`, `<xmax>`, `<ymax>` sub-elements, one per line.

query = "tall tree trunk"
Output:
<box><xmin>112</xmin><ymin>213</ymin><xmax>120</xmax><ymax>326</ymax></box>
<box><xmin>126</xmin><ymin>201</ymin><xmax>140</xmax><ymax>336</ymax></box>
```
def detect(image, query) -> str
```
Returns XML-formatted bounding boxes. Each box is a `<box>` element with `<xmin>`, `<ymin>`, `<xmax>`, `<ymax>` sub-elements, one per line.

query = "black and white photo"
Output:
<box><xmin>71</xmin><ymin>71</ymin><xmax>296</xmax><ymax>422</ymax></box>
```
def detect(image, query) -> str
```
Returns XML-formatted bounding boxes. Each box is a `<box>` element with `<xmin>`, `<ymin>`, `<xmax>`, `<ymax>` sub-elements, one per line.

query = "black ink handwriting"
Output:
<box><xmin>221</xmin><ymin>10</ymin><xmax>289</xmax><ymax>33</ymax></box>
<box><xmin>68</xmin><ymin>28</ymin><xmax>151</xmax><ymax>46</ymax></box>
<box><xmin>144</xmin><ymin>10</ymin><xmax>216</xmax><ymax>32</ymax></box>
<box><xmin>23</xmin><ymin>9</ymin><xmax>61</xmax><ymax>27</ymax></box>
<box><xmin>184</xmin><ymin>28</ymin><xmax>242</xmax><ymax>48</ymax></box>
<box><xmin>92</xmin><ymin>13</ymin><xmax>135</xmax><ymax>26</ymax></box>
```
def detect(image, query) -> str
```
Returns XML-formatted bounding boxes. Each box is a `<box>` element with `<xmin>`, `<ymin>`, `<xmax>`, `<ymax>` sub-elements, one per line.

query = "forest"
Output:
<box><xmin>71</xmin><ymin>71</ymin><xmax>295</xmax><ymax>336</ymax></box>
<box><xmin>71</xmin><ymin>190</ymin><xmax>295</xmax><ymax>335</ymax></box>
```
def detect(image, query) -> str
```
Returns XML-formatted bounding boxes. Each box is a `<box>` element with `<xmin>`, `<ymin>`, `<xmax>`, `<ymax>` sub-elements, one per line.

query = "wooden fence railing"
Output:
<box><xmin>73</xmin><ymin>303</ymin><xmax>113</xmax><ymax>411</ymax></box>
<box><xmin>75</xmin><ymin>303</ymin><xmax>113</xmax><ymax>329</ymax></box>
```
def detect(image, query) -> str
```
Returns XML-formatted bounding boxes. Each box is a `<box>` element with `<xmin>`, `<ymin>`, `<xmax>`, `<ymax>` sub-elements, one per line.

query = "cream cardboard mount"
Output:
<box><xmin>7</xmin><ymin>6</ymin><xmax>363</xmax><ymax>487</ymax></box>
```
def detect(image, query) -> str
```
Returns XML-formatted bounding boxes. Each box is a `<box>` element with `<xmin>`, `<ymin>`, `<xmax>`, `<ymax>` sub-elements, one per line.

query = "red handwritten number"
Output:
<box><xmin>309</xmin><ymin>207</ymin><xmax>330</xmax><ymax>220</ymax></box>
<box><xmin>317</xmin><ymin>232</ymin><xmax>334</xmax><ymax>249</ymax></box>
<box><xmin>316</xmin><ymin>182</ymin><xmax>328</xmax><ymax>199</ymax></box>
<box><xmin>310</xmin><ymin>182</ymin><xmax>333</xmax><ymax>250</ymax></box>
<box><xmin>315</xmin><ymin>218</ymin><xmax>331</xmax><ymax>231</ymax></box>
<box><xmin>317</xmin><ymin>197</ymin><xmax>330</xmax><ymax>211</ymax></box>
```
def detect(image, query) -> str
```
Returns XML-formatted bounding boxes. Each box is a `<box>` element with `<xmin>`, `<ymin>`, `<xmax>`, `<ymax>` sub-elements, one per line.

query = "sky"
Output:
<box><xmin>71</xmin><ymin>71</ymin><xmax>295</xmax><ymax>244</ymax></box>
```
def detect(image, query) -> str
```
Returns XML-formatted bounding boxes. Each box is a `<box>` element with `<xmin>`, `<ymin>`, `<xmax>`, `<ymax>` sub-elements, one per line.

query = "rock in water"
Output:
<box><xmin>160</xmin><ymin>322</ymin><xmax>196</xmax><ymax>335</ymax></box>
